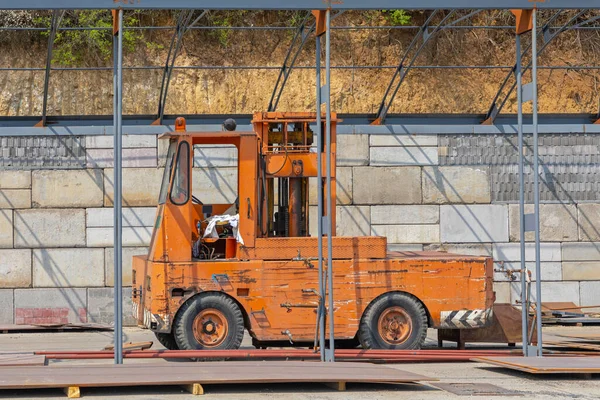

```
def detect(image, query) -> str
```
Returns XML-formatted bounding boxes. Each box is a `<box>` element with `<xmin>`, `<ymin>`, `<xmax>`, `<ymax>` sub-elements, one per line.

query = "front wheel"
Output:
<box><xmin>154</xmin><ymin>332</ymin><xmax>179</xmax><ymax>350</ymax></box>
<box><xmin>358</xmin><ymin>292</ymin><xmax>428</xmax><ymax>350</ymax></box>
<box><xmin>173</xmin><ymin>293</ymin><xmax>245</xmax><ymax>350</ymax></box>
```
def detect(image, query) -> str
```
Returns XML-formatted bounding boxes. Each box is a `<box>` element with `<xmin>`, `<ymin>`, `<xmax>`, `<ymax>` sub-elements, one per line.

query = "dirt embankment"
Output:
<box><xmin>0</xmin><ymin>10</ymin><xmax>598</xmax><ymax>117</ymax></box>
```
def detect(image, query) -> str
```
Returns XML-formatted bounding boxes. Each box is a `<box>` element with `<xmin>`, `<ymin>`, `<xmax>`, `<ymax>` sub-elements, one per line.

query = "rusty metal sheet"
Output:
<box><xmin>0</xmin><ymin>361</ymin><xmax>434</xmax><ymax>390</ymax></box>
<box><xmin>0</xmin><ymin>354</ymin><xmax>46</xmax><ymax>367</ymax></box>
<box><xmin>473</xmin><ymin>356</ymin><xmax>600</xmax><ymax>373</ymax></box>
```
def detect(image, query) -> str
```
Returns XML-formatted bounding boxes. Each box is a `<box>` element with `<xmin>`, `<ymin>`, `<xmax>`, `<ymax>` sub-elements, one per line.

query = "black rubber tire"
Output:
<box><xmin>154</xmin><ymin>332</ymin><xmax>179</xmax><ymax>350</ymax></box>
<box><xmin>174</xmin><ymin>293</ymin><xmax>245</xmax><ymax>351</ymax></box>
<box><xmin>358</xmin><ymin>292</ymin><xmax>428</xmax><ymax>350</ymax></box>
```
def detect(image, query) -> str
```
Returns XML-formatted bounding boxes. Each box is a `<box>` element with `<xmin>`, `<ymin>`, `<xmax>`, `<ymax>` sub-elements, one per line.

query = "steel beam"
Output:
<box><xmin>38</xmin><ymin>10</ymin><xmax>64</xmax><ymax>127</ymax></box>
<box><xmin>1</xmin><ymin>1</ymin><xmax>598</xmax><ymax>10</ymax></box>
<box><xmin>112</xmin><ymin>8</ymin><xmax>124</xmax><ymax>365</ymax></box>
<box><xmin>324</xmin><ymin>8</ymin><xmax>335</xmax><ymax>363</ymax></box>
<box><xmin>374</xmin><ymin>10</ymin><xmax>483</xmax><ymax>124</ymax></box>
<box><xmin>156</xmin><ymin>10</ymin><xmax>208</xmax><ymax>124</ymax></box>
<box><xmin>484</xmin><ymin>11</ymin><xmax>600</xmax><ymax>124</ymax></box>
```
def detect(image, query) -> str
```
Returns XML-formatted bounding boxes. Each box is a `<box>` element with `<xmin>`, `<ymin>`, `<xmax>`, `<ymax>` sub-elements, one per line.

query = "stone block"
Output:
<box><xmin>14</xmin><ymin>209</ymin><xmax>86</xmax><ymax>248</ymax></box>
<box><xmin>509</xmin><ymin>281</ymin><xmax>580</xmax><ymax>305</ymax></box>
<box><xmin>104</xmin><ymin>168</ymin><xmax>164</xmax><ymax>207</ymax></box>
<box><xmin>387</xmin><ymin>244</ymin><xmax>424</xmax><ymax>252</ymax></box>
<box><xmin>494</xmin><ymin>262</ymin><xmax>562</xmax><ymax>282</ymax></box>
<box><xmin>492</xmin><ymin>243</ymin><xmax>561</xmax><ymax>262</ymax></box>
<box><xmin>86</xmin><ymin>207</ymin><xmax>156</xmax><ymax>228</ymax></box>
<box><xmin>370</xmin><ymin>147</ymin><xmax>438</xmax><ymax>166</ymax></box>
<box><xmin>105</xmin><ymin>247</ymin><xmax>147</xmax><ymax>287</ymax></box>
<box><xmin>371</xmin><ymin>205</ymin><xmax>438</xmax><ymax>225</ymax></box>
<box><xmin>0</xmin><ymin>210</ymin><xmax>13</xmax><ymax>248</ymax></box>
<box><xmin>422</xmin><ymin>166</ymin><xmax>490</xmax><ymax>204</ymax></box>
<box><xmin>0</xmin><ymin>289</ymin><xmax>13</xmax><ymax>323</ymax></box>
<box><xmin>86</xmin><ymin>134</ymin><xmax>157</xmax><ymax>149</ymax></box>
<box><xmin>509</xmin><ymin>204</ymin><xmax>578</xmax><ymax>242</ymax></box>
<box><xmin>562</xmin><ymin>262</ymin><xmax>600</xmax><ymax>281</ymax></box>
<box><xmin>158</xmin><ymin>137</ymin><xmax>170</xmax><ymax>167</ymax></box>
<box><xmin>0</xmin><ymin>249</ymin><xmax>31</xmax><ymax>288</ymax></box>
<box><xmin>538</xmin><ymin>282</ymin><xmax>580</xmax><ymax>305</ymax></box>
<box><xmin>87</xmin><ymin>287</ymin><xmax>135</xmax><ymax>326</ymax></box>
<box><xmin>353</xmin><ymin>167</ymin><xmax>421</xmax><ymax>205</ymax></box>
<box><xmin>0</xmin><ymin>190</ymin><xmax>31</xmax><ymax>209</ymax></box>
<box><xmin>194</xmin><ymin>145</ymin><xmax>237</xmax><ymax>168</ymax></box>
<box><xmin>14</xmin><ymin>288</ymin><xmax>88</xmax><ymax>325</ymax></box>
<box><xmin>562</xmin><ymin>242</ymin><xmax>600</xmax><ymax>261</ymax></box>
<box><xmin>32</xmin><ymin>170</ymin><xmax>103</xmax><ymax>208</ymax></box>
<box><xmin>337</xmin><ymin>135</ymin><xmax>369</xmax><ymax>166</ymax></box>
<box><xmin>337</xmin><ymin>206</ymin><xmax>370</xmax><ymax>237</ymax></box>
<box><xmin>371</xmin><ymin>224</ymin><xmax>439</xmax><ymax>244</ymax></box>
<box><xmin>580</xmin><ymin>282</ymin><xmax>600</xmax><ymax>311</ymax></box>
<box><xmin>440</xmin><ymin>205</ymin><xmax>508</xmax><ymax>243</ymax></box>
<box><xmin>370</xmin><ymin>135</ymin><xmax>438</xmax><ymax>147</ymax></box>
<box><xmin>493</xmin><ymin>282</ymin><xmax>511</xmax><ymax>303</ymax></box>
<box><xmin>87</xmin><ymin>227</ymin><xmax>152</xmax><ymax>247</ymax></box>
<box><xmin>424</xmin><ymin>243</ymin><xmax>493</xmax><ymax>257</ymax></box>
<box><xmin>0</xmin><ymin>171</ymin><xmax>30</xmax><ymax>189</ymax></box>
<box><xmin>192</xmin><ymin>167</ymin><xmax>238</xmax><ymax>204</ymax></box>
<box><xmin>32</xmin><ymin>248</ymin><xmax>104</xmax><ymax>287</ymax></box>
<box><xmin>578</xmin><ymin>204</ymin><xmax>600</xmax><ymax>241</ymax></box>
<box><xmin>87</xmin><ymin>148</ymin><xmax>157</xmax><ymax>168</ymax></box>
<box><xmin>309</xmin><ymin>167</ymin><xmax>352</xmax><ymax>205</ymax></box>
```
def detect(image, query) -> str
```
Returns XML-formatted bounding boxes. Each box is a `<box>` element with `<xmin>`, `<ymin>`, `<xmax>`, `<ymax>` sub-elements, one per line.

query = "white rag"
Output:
<box><xmin>202</xmin><ymin>214</ymin><xmax>244</xmax><ymax>245</ymax></box>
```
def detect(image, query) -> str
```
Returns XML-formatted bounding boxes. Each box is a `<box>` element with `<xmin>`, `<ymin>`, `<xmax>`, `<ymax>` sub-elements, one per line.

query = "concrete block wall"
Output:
<box><xmin>1</xmin><ymin>131</ymin><xmax>600</xmax><ymax>325</ymax></box>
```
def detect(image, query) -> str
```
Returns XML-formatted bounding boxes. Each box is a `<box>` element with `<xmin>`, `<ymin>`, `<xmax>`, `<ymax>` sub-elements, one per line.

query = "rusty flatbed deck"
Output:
<box><xmin>473</xmin><ymin>356</ymin><xmax>600</xmax><ymax>374</ymax></box>
<box><xmin>0</xmin><ymin>361</ymin><xmax>434</xmax><ymax>390</ymax></box>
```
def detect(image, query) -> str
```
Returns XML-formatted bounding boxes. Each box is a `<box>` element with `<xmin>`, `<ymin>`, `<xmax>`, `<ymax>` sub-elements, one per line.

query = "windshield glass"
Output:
<box><xmin>158</xmin><ymin>140</ymin><xmax>177</xmax><ymax>204</ymax></box>
<box><xmin>170</xmin><ymin>141</ymin><xmax>190</xmax><ymax>205</ymax></box>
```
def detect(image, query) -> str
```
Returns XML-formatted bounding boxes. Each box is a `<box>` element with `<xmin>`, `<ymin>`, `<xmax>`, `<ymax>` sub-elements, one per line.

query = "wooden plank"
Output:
<box><xmin>556</xmin><ymin>333</ymin><xmax>600</xmax><ymax>341</ymax></box>
<box><xmin>0</xmin><ymin>354</ymin><xmax>46</xmax><ymax>367</ymax></box>
<box><xmin>0</xmin><ymin>324</ymin><xmax>112</xmax><ymax>333</ymax></box>
<box><xmin>0</xmin><ymin>361</ymin><xmax>434</xmax><ymax>390</ymax></box>
<box><xmin>104</xmin><ymin>341</ymin><xmax>153</xmax><ymax>351</ymax></box>
<box><xmin>182</xmin><ymin>383</ymin><xmax>204</xmax><ymax>395</ymax></box>
<box><xmin>322</xmin><ymin>382</ymin><xmax>346</xmax><ymax>391</ymax></box>
<box><xmin>473</xmin><ymin>356</ymin><xmax>600</xmax><ymax>374</ymax></box>
<box><xmin>63</xmin><ymin>386</ymin><xmax>80</xmax><ymax>399</ymax></box>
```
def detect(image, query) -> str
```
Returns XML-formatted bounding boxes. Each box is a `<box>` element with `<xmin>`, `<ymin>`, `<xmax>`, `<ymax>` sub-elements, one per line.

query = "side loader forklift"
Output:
<box><xmin>132</xmin><ymin>112</ymin><xmax>494</xmax><ymax>351</ymax></box>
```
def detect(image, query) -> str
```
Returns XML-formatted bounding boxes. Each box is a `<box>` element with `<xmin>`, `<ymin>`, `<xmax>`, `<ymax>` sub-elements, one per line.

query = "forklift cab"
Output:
<box><xmin>146</xmin><ymin>113</ymin><xmax>337</xmax><ymax>264</ymax></box>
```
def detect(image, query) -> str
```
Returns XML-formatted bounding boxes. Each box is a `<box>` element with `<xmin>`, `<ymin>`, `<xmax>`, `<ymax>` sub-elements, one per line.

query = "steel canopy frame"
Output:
<box><xmin>0</xmin><ymin>5</ymin><xmax>595</xmax><ymax>366</ymax></box>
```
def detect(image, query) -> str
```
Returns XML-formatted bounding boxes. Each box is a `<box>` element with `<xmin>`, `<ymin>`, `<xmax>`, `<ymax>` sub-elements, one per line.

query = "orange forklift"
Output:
<box><xmin>132</xmin><ymin>112</ymin><xmax>494</xmax><ymax>351</ymax></box>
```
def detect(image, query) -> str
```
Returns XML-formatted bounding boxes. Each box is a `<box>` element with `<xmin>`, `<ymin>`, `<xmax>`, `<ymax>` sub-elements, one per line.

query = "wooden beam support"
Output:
<box><xmin>182</xmin><ymin>383</ymin><xmax>205</xmax><ymax>395</ymax></box>
<box><xmin>322</xmin><ymin>382</ymin><xmax>346</xmax><ymax>391</ymax></box>
<box><xmin>64</xmin><ymin>386</ymin><xmax>80</xmax><ymax>399</ymax></box>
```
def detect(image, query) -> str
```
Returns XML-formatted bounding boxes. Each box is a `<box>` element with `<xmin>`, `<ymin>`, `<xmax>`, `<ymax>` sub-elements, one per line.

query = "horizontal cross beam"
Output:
<box><xmin>0</xmin><ymin>1</ymin><xmax>597</xmax><ymax>10</ymax></box>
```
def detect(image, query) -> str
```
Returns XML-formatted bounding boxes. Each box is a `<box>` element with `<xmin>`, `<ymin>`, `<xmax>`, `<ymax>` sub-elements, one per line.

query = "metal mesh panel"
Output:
<box><xmin>0</xmin><ymin>136</ymin><xmax>86</xmax><ymax>169</ymax></box>
<box><xmin>439</xmin><ymin>134</ymin><xmax>600</xmax><ymax>203</ymax></box>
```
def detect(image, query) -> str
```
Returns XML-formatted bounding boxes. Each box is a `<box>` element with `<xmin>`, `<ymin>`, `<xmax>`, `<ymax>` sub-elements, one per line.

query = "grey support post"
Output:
<box><xmin>113</xmin><ymin>8</ymin><xmax>124</xmax><ymax>365</ymax></box>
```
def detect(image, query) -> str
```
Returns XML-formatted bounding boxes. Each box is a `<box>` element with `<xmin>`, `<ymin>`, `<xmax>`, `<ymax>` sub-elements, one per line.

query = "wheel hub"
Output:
<box><xmin>192</xmin><ymin>308</ymin><xmax>228</xmax><ymax>348</ymax></box>
<box><xmin>377</xmin><ymin>306</ymin><xmax>413</xmax><ymax>345</ymax></box>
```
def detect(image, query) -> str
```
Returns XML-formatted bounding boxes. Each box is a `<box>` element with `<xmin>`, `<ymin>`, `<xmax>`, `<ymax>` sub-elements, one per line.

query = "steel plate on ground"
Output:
<box><xmin>431</xmin><ymin>383</ymin><xmax>522</xmax><ymax>396</ymax></box>
<box><xmin>473</xmin><ymin>356</ymin><xmax>600</xmax><ymax>374</ymax></box>
<box><xmin>0</xmin><ymin>361</ymin><xmax>434</xmax><ymax>390</ymax></box>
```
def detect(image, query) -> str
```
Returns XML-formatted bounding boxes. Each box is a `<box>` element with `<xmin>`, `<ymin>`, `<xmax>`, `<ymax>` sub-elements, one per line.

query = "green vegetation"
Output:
<box><xmin>34</xmin><ymin>10</ymin><xmax>160</xmax><ymax>66</ymax></box>
<box><xmin>382</xmin><ymin>10</ymin><xmax>411</xmax><ymax>26</ymax></box>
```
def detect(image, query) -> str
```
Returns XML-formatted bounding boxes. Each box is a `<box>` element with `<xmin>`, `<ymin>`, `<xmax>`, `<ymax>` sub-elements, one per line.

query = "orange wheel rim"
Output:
<box><xmin>377</xmin><ymin>306</ymin><xmax>412</xmax><ymax>345</ymax></box>
<box><xmin>192</xmin><ymin>308</ymin><xmax>228</xmax><ymax>348</ymax></box>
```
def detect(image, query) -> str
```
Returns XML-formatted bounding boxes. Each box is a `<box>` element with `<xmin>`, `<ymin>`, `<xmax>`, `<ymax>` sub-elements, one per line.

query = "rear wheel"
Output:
<box><xmin>154</xmin><ymin>332</ymin><xmax>179</xmax><ymax>350</ymax></box>
<box><xmin>174</xmin><ymin>293</ymin><xmax>244</xmax><ymax>351</ymax></box>
<box><xmin>358</xmin><ymin>292</ymin><xmax>428</xmax><ymax>350</ymax></box>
